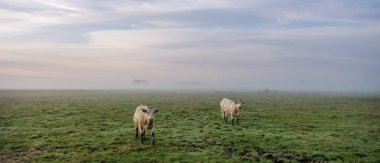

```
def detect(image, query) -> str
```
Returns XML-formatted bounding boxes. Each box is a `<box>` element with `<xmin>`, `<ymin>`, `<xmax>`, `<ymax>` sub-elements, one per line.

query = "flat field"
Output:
<box><xmin>0</xmin><ymin>90</ymin><xmax>379</xmax><ymax>162</ymax></box>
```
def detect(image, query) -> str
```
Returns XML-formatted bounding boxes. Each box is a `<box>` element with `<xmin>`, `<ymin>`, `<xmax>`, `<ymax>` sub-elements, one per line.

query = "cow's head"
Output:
<box><xmin>141</xmin><ymin>106</ymin><xmax>159</xmax><ymax>123</ymax></box>
<box><xmin>234</xmin><ymin>100</ymin><xmax>244</xmax><ymax>113</ymax></box>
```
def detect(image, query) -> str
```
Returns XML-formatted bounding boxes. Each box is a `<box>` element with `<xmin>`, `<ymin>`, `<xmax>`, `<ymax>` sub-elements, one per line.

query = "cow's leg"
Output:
<box><xmin>221</xmin><ymin>108</ymin><xmax>224</xmax><ymax>118</ymax></box>
<box><xmin>138</xmin><ymin>124</ymin><xmax>143</xmax><ymax>142</ymax></box>
<box><xmin>237</xmin><ymin>115</ymin><xmax>240</xmax><ymax>125</ymax></box>
<box><xmin>221</xmin><ymin>108</ymin><xmax>227</xmax><ymax>122</ymax></box>
<box><xmin>231</xmin><ymin>114</ymin><xmax>234</xmax><ymax>125</ymax></box>
<box><xmin>151</xmin><ymin>127</ymin><xmax>155</xmax><ymax>145</ymax></box>
<box><xmin>140</xmin><ymin>128</ymin><xmax>145</xmax><ymax>144</ymax></box>
<box><xmin>135</xmin><ymin>127</ymin><xmax>138</xmax><ymax>138</ymax></box>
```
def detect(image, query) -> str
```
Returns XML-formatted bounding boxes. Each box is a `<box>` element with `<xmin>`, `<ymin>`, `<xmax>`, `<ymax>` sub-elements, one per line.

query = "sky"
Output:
<box><xmin>0</xmin><ymin>0</ymin><xmax>379</xmax><ymax>91</ymax></box>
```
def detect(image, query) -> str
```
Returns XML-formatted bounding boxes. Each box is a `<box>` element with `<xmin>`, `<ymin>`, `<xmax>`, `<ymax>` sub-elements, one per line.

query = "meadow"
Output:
<box><xmin>0</xmin><ymin>90</ymin><xmax>379</xmax><ymax>162</ymax></box>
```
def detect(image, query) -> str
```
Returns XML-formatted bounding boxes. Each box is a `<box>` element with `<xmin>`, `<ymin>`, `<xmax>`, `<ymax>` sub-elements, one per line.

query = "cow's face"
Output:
<box><xmin>142</xmin><ymin>106</ymin><xmax>159</xmax><ymax>123</ymax></box>
<box><xmin>234</xmin><ymin>100</ymin><xmax>244</xmax><ymax>113</ymax></box>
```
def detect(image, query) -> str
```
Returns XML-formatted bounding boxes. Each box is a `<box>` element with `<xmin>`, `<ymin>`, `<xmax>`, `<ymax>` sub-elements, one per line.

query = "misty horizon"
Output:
<box><xmin>1</xmin><ymin>79</ymin><xmax>378</xmax><ymax>93</ymax></box>
<box><xmin>1</xmin><ymin>1</ymin><xmax>379</xmax><ymax>92</ymax></box>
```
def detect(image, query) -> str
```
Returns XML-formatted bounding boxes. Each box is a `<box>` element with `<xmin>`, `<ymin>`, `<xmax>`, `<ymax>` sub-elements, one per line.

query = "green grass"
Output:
<box><xmin>0</xmin><ymin>90</ymin><xmax>379</xmax><ymax>162</ymax></box>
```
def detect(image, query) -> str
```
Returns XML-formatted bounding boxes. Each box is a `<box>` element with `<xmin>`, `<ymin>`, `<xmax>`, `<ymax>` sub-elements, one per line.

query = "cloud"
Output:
<box><xmin>0</xmin><ymin>0</ymin><xmax>379</xmax><ymax>90</ymax></box>
<box><xmin>133</xmin><ymin>79</ymin><xmax>148</xmax><ymax>83</ymax></box>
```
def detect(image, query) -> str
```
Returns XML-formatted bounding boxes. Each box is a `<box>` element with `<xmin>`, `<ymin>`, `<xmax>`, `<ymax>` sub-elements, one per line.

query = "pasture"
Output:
<box><xmin>0</xmin><ymin>90</ymin><xmax>379</xmax><ymax>162</ymax></box>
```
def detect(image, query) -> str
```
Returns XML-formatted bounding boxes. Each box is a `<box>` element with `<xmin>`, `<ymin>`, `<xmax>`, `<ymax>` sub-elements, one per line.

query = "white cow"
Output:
<box><xmin>133</xmin><ymin>105</ymin><xmax>159</xmax><ymax>144</ymax></box>
<box><xmin>220</xmin><ymin>98</ymin><xmax>244</xmax><ymax>125</ymax></box>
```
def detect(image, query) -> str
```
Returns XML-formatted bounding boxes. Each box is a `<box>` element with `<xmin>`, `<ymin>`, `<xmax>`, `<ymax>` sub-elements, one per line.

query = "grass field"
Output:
<box><xmin>0</xmin><ymin>90</ymin><xmax>379</xmax><ymax>162</ymax></box>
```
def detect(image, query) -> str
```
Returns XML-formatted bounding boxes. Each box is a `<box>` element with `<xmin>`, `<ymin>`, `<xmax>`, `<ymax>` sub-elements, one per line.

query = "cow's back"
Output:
<box><xmin>133</xmin><ymin>106</ymin><xmax>148</xmax><ymax>126</ymax></box>
<box><xmin>221</xmin><ymin>98</ymin><xmax>234</xmax><ymax>112</ymax></box>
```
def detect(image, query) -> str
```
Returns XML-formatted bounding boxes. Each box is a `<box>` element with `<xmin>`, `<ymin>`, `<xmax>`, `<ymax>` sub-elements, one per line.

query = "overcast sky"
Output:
<box><xmin>0</xmin><ymin>0</ymin><xmax>379</xmax><ymax>91</ymax></box>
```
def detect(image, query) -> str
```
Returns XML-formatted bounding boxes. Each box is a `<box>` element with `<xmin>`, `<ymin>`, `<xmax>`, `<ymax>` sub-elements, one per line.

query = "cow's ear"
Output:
<box><xmin>142</xmin><ymin>109</ymin><xmax>148</xmax><ymax>113</ymax></box>
<box><xmin>234</xmin><ymin>101</ymin><xmax>238</xmax><ymax>104</ymax></box>
<box><xmin>154</xmin><ymin>109</ymin><xmax>159</xmax><ymax>113</ymax></box>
